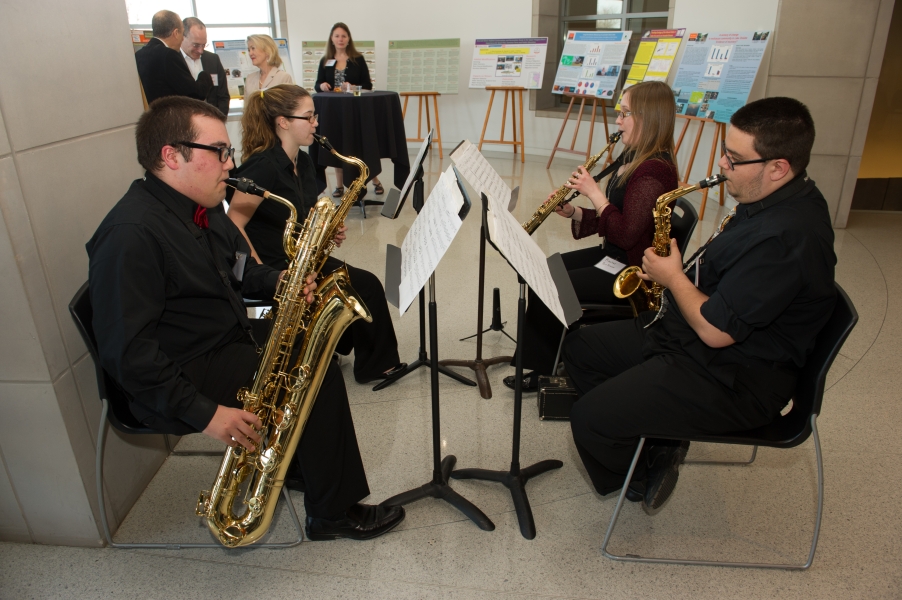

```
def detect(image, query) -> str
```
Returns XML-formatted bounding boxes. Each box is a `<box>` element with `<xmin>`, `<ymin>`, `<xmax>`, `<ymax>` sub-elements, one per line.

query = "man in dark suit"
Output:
<box><xmin>134</xmin><ymin>10</ymin><xmax>213</xmax><ymax>105</ymax></box>
<box><xmin>181</xmin><ymin>17</ymin><xmax>231</xmax><ymax>115</ymax></box>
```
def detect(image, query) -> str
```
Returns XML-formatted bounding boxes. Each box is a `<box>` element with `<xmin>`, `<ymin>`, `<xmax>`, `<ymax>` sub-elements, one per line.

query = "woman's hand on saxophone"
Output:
<box><xmin>204</xmin><ymin>405</ymin><xmax>262</xmax><ymax>451</ymax></box>
<box><xmin>565</xmin><ymin>166</ymin><xmax>608</xmax><ymax>213</ymax></box>
<box><xmin>333</xmin><ymin>225</ymin><xmax>348</xmax><ymax>247</ymax></box>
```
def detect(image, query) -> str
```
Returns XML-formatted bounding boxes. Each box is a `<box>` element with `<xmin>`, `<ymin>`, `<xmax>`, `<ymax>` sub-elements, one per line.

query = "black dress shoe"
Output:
<box><xmin>641</xmin><ymin>442</ymin><xmax>689</xmax><ymax>515</ymax></box>
<box><xmin>625</xmin><ymin>480</ymin><xmax>645</xmax><ymax>503</ymax></box>
<box><xmin>305</xmin><ymin>503</ymin><xmax>405</xmax><ymax>541</ymax></box>
<box><xmin>503</xmin><ymin>371</ymin><xmax>539</xmax><ymax>391</ymax></box>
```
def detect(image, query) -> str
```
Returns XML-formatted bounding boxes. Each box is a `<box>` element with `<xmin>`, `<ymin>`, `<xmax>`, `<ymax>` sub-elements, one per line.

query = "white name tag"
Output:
<box><xmin>325</xmin><ymin>59</ymin><xmax>336</xmax><ymax>67</ymax></box>
<box><xmin>595</xmin><ymin>256</ymin><xmax>627</xmax><ymax>274</ymax></box>
<box><xmin>211</xmin><ymin>74</ymin><xmax>219</xmax><ymax>86</ymax></box>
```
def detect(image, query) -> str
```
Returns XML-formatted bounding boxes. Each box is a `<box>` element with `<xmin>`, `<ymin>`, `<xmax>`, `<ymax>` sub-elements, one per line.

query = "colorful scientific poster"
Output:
<box><xmin>130</xmin><ymin>29</ymin><xmax>152</xmax><ymax>52</ymax></box>
<box><xmin>213</xmin><ymin>38</ymin><xmax>295</xmax><ymax>99</ymax></box>
<box><xmin>551</xmin><ymin>31</ymin><xmax>632</xmax><ymax>99</ymax></box>
<box><xmin>386</xmin><ymin>39</ymin><xmax>460</xmax><ymax>94</ymax></box>
<box><xmin>616</xmin><ymin>29</ymin><xmax>685</xmax><ymax>109</ymax></box>
<box><xmin>469</xmin><ymin>38</ymin><xmax>548</xmax><ymax>89</ymax></box>
<box><xmin>671</xmin><ymin>31</ymin><xmax>770</xmax><ymax>123</ymax></box>
<box><xmin>299</xmin><ymin>40</ymin><xmax>377</xmax><ymax>91</ymax></box>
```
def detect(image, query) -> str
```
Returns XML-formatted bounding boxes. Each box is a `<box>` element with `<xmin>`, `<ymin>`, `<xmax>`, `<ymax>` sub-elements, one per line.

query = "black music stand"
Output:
<box><xmin>439</xmin><ymin>186</ymin><xmax>519</xmax><ymax>399</ymax></box>
<box><xmin>381</xmin><ymin>171</ymin><xmax>493</xmax><ymax>531</ymax></box>
<box><xmin>376</xmin><ymin>133</ymin><xmax>476</xmax><ymax>392</ymax></box>
<box><xmin>451</xmin><ymin>193</ymin><xmax>581</xmax><ymax>539</ymax></box>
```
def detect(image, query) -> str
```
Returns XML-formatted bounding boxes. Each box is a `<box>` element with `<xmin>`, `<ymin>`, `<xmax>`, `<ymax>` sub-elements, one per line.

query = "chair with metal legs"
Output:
<box><xmin>69</xmin><ymin>281</ymin><xmax>303</xmax><ymax>549</ymax></box>
<box><xmin>601</xmin><ymin>283</ymin><xmax>858</xmax><ymax>569</ymax></box>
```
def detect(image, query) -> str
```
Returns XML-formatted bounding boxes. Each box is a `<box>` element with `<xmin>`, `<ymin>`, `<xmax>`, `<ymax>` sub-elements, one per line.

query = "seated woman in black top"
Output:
<box><xmin>228</xmin><ymin>84</ymin><xmax>404</xmax><ymax>384</ymax></box>
<box><xmin>314</xmin><ymin>22</ymin><xmax>384</xmax><ymax>198</ymax></box>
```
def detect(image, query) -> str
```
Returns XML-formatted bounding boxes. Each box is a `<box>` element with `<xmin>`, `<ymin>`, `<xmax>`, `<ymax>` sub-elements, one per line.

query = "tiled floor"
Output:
<box><xmin>2</xmin><ymin>150</ymin><xmax>900</xmax><ymax>599</ymax></box>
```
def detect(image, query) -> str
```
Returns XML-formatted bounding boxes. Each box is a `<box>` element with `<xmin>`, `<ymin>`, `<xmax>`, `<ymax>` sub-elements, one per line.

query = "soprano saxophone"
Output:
<box><xmin>522</xmin><ymin>131</ymin><xmax>621</xmax><ymax>235</ymax></box>
<box><xmin>613</xmin><ymin>174</ymin><xmax>727</xmax><ymax>315</ymax></box>
<box><xmin>195</xmin><ymin>149</ymin><xmax>372</xmax><ymax>547</ymax></box>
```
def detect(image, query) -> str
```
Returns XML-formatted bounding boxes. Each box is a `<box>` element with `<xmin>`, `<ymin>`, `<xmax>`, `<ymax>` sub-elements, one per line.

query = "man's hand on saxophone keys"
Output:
<box><xmin>639</xmin><ymin>238</ymin><xmax>683</xmax><ymax>288</ymax></box>
<box><xmin>303</xmin><ymin>273</ymin><xmax>318</xmax><ymax>304</ymax></box>
<box><xmin>204</xmin><ymin>405</ymin><xmax>263</xmax><ymax>451</ymax></box>
<box><xmin>333</xmin><ymin>225</ymin><xmax>348</xmax><ymax>248</ymax></box>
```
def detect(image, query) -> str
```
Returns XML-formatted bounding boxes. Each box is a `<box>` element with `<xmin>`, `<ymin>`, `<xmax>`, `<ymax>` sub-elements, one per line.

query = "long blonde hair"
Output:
<box><xmin>616</xmin><ymin>80</ymin><xmax>677</xmax><ymax>185</ymax></box>
<box><xmin>241</xmin><ymin>84</ymin><xmax>310</xmax><ymax>161</ymax></box>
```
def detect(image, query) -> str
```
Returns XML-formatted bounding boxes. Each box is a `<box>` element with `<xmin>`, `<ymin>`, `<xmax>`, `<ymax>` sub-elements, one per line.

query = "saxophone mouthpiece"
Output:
<box><xmin>610</xmin><ymin>131</ymin><xmax>622</xmax><ymax>143</ymax></box>
<box><xmin>226</xmin><ymin>177</ymin><xmax>268</xmax><ymax>198</ymax></box>
<box><xmin>699</xmin><ymin>174</ymin><xmax>728</xmax><ymax>188</ymax></box>
<box><xmin>312</xmin><ymin>133</ymin><xmax>334</xmax><ymax>152</ymax></box>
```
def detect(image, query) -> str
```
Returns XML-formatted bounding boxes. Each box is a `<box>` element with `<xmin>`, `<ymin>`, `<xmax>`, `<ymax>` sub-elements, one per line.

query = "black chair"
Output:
<box><xmin>551</xmin><ymin>197</ymin><xmax>700</xmax><ymax>372</ymax></box>
<box><xmin>601</xmin><ymin>282</ymin><xmax>858</xmax><ymax>569</ymax></box>
<box><xmin>68</xmin><ymin>281</ymin><xmax>303</xmax><ymax>549</ymax></box>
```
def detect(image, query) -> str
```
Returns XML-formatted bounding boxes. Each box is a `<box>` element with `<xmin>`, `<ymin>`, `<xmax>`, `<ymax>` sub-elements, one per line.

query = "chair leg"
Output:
<box><xmin>685</xmin><ymin>445</ymin><xmax>757</xmax><ymax>465</ymax></box>
<box><xmin>96</xmin><ymin>398</ymin><xmax>116</xmax><ymax>547</ymax></box>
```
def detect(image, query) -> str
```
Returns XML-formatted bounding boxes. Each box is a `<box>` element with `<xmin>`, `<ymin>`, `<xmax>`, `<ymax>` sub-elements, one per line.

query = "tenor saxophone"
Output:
<box><xmin>196</xmin><ymin>172</ymin><xmax>372</xmax><ymax>547</ymax></box>
<box><xmin>522</xmin><ymin>131</ymin><xmax>621</xmax><ymax>235</ymax></box>
<box><xmin>613</xmin><ymin>174</ymin><xmax>727</xmax><ymax>315</ymax></box>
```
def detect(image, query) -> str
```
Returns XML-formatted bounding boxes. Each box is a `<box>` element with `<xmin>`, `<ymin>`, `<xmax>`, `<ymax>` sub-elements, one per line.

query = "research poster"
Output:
<box><xmin>616</xmin><ymin>28</ymin><xmax>685</xmax><ymax>109</ymax></box>
<box><xmin>299</xmin><ymin>40</ymin><xmax>377</xmax><ymax>91</ymax></box>
<box><xmin>551</xmin><ymin>31</ymin><xmax>632</xmax><ymax>99</ymax></box>
<box><xmin>386</xmin><ymin>39</ymin><xmax>460</xmax><ymax>94</ymax></box>
<box><xmin>213</xmin><ymin>38</ymin><xmax>295</xmax><ymax>99</ymax></box>
<box><xmin>671</xmin><ymin>31</ymin><xmax>770</xmax><ymax>123</ymax></box>
<box><xmin>469</xmin><ymin>38</ymin><xmax>548</xmax><ymax>89</ymax></box>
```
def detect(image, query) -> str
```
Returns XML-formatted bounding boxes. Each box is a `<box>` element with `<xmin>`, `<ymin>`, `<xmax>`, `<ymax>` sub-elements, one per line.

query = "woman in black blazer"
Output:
<box><xmin>315</xmin><ymin>22</ymin><xmax>383</xmax><ymax>197</ymax></box>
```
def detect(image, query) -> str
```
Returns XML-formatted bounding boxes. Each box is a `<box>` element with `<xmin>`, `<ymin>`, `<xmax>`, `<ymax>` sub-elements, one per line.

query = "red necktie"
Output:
<box><xmin>193</xmin><ymin>205</ymin><xmax>208</xmax><ymax>229</ymax></box>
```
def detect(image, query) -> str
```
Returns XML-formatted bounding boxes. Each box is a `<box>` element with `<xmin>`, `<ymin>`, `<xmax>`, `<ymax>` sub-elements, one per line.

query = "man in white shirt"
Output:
<box><xmin>180</xmin><ymin>17</ymin><xmax>231</xmax><ymax>115</ymax></box>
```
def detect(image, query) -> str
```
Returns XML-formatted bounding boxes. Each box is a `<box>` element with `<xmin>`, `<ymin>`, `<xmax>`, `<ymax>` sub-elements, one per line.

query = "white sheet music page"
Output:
<box><xmin>484</xmin><ymin>191</ymin><xmax>567</xmax><ymax>325</ymax></box>
<box><xmin>450</xmin><ymin>140</ymin><xmax>511</xmax><ymax>208</ymax></box>
<box><xmin>398</xmin><ymin>167</ymin><xmax>465</xmax><ymax>314</ymax></box>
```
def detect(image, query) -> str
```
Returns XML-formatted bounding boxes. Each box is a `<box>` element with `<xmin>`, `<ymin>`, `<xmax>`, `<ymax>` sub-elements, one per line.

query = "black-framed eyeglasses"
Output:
<box><xmin>173</xmin><ymin>141</ymin><xmax>235</xmax><ymax>163</ymax></box>
<box><xmin>721</xmin><ymin>140</ymin><xmax>772</xmax><ymax>170</ymax></box>
<box><xmin>284</xmin><ymin>113</ymin><xmax>319</xmax><ymax>123</ymax></box>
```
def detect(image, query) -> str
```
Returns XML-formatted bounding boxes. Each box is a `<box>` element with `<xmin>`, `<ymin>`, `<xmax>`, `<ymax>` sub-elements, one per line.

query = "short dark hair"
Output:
<box><xmin>730</xmin><ymin>97</ymin><xmax>815</xmax><ymax>174</ymax></box>
<box><xmin>151</xmin><ymin>10</ymin><xmax>182</xmax><ymax>38</ymax></box>
<box><xmin>183</xmin><ymin>16</ymin><xmax>205</xmax><ymax>36</ymax></box>
<box><xmin>136</xmin><ymin>97</ymin><xmax>225</xmax><ymax>172</ymax></box>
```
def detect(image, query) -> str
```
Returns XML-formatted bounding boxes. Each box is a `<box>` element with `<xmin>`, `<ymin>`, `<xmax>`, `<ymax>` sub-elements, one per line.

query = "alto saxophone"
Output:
<box><xmin>613</xmin><ymin>174</ymin><xmax>727</xmax><ymax>315</ymax></box>
<box><xmin>196</xmin><ymin>167</ymin><xmax>372</xmax><ymax>547</ymax></box>
<box><xmin>522</xmin><ymin>131</ymin><xmax>621</xmax><ymax>235</ymax></box>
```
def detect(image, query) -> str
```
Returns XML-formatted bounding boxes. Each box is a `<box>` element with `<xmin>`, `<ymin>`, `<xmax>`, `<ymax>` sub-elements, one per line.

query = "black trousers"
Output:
<box><xmin>517</xmin><ymin>245</ymin><xmax>628</xmax><ymax>374</ymax></box>
<box><xmin>322</xmin><ymin>256</ymin><xmax>400</xmax><ymax>382</ymax></box>
<box><xmin>182</xmin><ymin>320</ymin><xmax>370</xmax><ymax>519</ymax></box>
<box><xmin>563</xmin><ymin>313</ymin><xmax>791</xmax><ymax>495</ymax></box>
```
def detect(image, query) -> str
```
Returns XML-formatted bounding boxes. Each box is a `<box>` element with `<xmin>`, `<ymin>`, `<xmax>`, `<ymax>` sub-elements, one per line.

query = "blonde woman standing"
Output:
<box><xmin>243</xmin><ymin>34</ymin><xmax>293</xmax><ymax>98</ymax></box>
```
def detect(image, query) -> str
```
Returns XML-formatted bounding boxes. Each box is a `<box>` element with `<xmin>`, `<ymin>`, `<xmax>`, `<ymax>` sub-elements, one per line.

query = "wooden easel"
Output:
<box><xmin>673</xmin><ymin>114</ymin><xmax>726</xmax><ymax>219</ymax></box>
<box><xmin>478</xmin><ymin>86</ymin><xmax>526</xmax><ymax>164</ymax></box>
<box><xmin>546</xmin><ymin>92</ymin><xmax>611</xmax><ymax>168</ymax></box>
<box><xmin>401</xmin><ymin>92</ymin><xmax>443</xmax><ymax>158</ymax></box>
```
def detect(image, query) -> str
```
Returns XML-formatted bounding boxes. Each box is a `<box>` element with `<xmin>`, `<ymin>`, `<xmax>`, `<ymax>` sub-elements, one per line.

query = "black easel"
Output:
<box><xmin>374</xmin><ymin>159</ymin><xmax>476</xmax><ymax>392</ymax></box>
<box><xmin>451</xmin><ymin>277</ymin><xmax>562</xmax><ymax>539</ymax></box>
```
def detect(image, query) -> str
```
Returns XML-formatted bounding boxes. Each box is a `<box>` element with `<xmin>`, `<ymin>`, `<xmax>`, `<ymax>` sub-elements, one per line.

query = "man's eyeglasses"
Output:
<box><xmin>284</xmin><ymin>114</ymin><xmax>319</xmax><ymax>123</ymax></box>
<box><xmin>173</xmin><ymin>141</ymin><xmax>236</xmax><ymax>163</ymax></box>
<box><xmin>721</xmin><ymin>140</ymin><xmax>772</xmax><ymax>170</ymax></box>
<box><xmin>188</xmin><ymin>43</ymin><xmax>205</xmax><ymax>50</ymax></box>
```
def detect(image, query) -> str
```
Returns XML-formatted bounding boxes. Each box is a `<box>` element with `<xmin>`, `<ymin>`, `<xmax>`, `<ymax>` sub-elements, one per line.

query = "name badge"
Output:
<box><xmin>211</xmin><ymin>74</ymin><xmax>219</xmax><ymax>86</ymax></box>
<box><xmin>325</xmin><ymin>59</ymin><xmax>336</xmax><ymax>67</ymax></box>
<box><xmin>595</xmin><ymin>256</ymin><xmax>627</xmax><ymax>274</ymax></box>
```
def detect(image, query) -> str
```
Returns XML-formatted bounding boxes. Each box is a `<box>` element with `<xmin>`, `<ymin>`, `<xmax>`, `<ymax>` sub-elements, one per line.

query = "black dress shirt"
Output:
<box><xmin>230</xmin><ymin>145</ymin><xmax>320</xmax><ymax>269</ymax></box>
<box><xmin>135</xmin><ymin>37</ymin><xmax>213</xmax><ymax>104</ymax></box>
<box><xmin>87</xmin><ymin>173</ymin><xmax>280</xmax><ymax>431</ymax></box>
<box><xmin>315</xmin><ymin>55</ymin><xmax>373</xmax><ymax>91</ymax></box>
<box><xmin>645</xmin><ymin>173</ymin><xmax>837</xmax><ymax>389</ymax></box>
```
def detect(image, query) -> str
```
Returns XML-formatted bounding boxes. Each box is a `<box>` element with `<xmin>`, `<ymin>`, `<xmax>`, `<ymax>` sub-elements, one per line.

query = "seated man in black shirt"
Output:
<box><xmin>86</xmin><ymin>96</ymin><xmax>404</xmax><ymax>540</ymax></box>
<box><xmin>564</xmin><ymin>97</ymin><xmax>837</xmax><ymax>514</ymax></box>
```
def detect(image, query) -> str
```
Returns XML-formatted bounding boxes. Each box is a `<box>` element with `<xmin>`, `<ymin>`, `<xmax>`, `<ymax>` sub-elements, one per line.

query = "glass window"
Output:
<box><xmin>566</xmin><ymin>0</ymin><xmax>624</xmax><ymax>16</ymax></box>
<box><xmin>206</xmin><ymin>26</ymin><xmax>272</xmax><ymax>49</ymax></box>
<box><xmin>126</xmin><ymin>0</ymin><xmax>273</xmax><ymax>32</ymax></box>
<box><xmin>628</xmin><ymin>0</ymin><xmax>669</xmax><ymax>12</ymax></box>
<box><xmin>194</xmin><ymin>0</ymin><xmax>271</xmax><ymax>25</ymax></box>
<box><xmin>125</xmin><ymin>0</ymin><xmax>193</xmax><ymax>25</ymax></box>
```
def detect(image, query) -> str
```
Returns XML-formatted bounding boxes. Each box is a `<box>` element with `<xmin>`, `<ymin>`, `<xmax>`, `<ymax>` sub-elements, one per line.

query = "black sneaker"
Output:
<box><xmin>641</xmin><ymin>441</ymin><xmax>689</xmax><ymax>515</ymax></box>
<box><xmin>503</xmin><ymin>371</ymin><xmax>539</xmax><ymax>391</ymax></box>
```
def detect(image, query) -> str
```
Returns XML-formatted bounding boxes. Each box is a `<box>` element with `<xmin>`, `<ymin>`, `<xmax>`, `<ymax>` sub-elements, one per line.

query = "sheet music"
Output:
<box><xmin>398</xmin><ymin>167</ymin><xmax>465</xmax><ymax>314</ymax></box>
<box><xmin>484</xmin><ymin>192</ymin><xmax>567</xmax><ymax>325</ymax></box>
<box><xmin>450</xmin><ymin>140</ymin><xmax>511</xmax><ymax>208</ymax></box>
<box><xmin>398</xmin><ymin>129</ymin><xmax>433</xmax><ymax>204</ymax></box>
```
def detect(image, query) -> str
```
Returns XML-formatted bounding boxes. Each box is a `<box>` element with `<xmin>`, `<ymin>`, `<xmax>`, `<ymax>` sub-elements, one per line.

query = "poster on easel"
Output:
<box><xmin>387</xmin><ymin>39</ymin><xmax>460</xmax><ymax>94</ymax></box>
<box><xmin>469</xmin><ymin>38</ymin><xmax>548</xmax><ymax>89</ymax></box>
<box><xmin>213</xmin><ymin>38</ymin><xmax>295</xmax><ymax>99</ymax></box>
<box><xmin>130</xmin><ymin>29</ymin><xmax>153</xmax><ymax>52</ymax></box>
<box><xmin>670</xmin><ymin>31</ymin><xmax>770</xmax><ymax>123</ymax></box>
<box><xmin>300</xmin><ymin>40</ymin><xmax>378</xmax><ymax>91</ymax></box>
<box><xmin>551</xmin><ymin>31</ymin><xmax>632</xmax><ymax>99</ymax></box>
<box><xmin>615</xmin><ymin>29</ymin><xmax>686</xmax><ymax>109</ymax></box>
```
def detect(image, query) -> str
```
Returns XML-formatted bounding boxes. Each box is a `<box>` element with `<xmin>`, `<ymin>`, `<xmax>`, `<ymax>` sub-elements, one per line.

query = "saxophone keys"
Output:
<box><xmin>247</xmin><ymin>496</ymin><xmax>265</xmax><ymax>517</ymax></box>
<box><xmin>196</xmin><ymin>491</ymin><xmax>210</xmax><ymax>516</ymax></box>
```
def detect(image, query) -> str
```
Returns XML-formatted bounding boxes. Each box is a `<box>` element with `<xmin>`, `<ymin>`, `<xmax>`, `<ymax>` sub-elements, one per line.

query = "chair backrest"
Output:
<box><xmin>68</xmin><ymin>281</ymin><xmax>158</xmax><ymax>435</ymax></box>
<box><xmin>670</xmin><ymin>197</ymin><xmax>699</xmax><ymax>256</ymax></box>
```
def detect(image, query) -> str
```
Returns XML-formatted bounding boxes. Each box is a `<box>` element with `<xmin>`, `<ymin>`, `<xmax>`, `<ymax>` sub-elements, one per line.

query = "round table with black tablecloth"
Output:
<box><xmin>310</xmin><ymin>91</ymin><xmax>411</xmax><ymax>195</ymax></box>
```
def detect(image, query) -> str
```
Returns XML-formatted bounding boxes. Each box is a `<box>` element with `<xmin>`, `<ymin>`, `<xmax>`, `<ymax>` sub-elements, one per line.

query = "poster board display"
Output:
<box><xmin>300</xmin><ymin>40</ymin><xmax>377</xmax><ymax>91</ymax></box>
<box><xmin>551</xmin><ymin>31</ymin><xmax>631</xmax><ymax>99</ymax></box>
<box><xmin>130</xmin><ymin>29</ymin><xmax>152</xmax><ymax>52</ymax></box>
<box><xmin>469</xmin><ymin>38</ymin><xmax>548</xmax><ymax>89</ymax></box>
<box><xmin>386</xmin><ymin>39</ymin><xmax>460</xmax><ymax>94</ymax></box>
<box><xmin>671</xmin><ymin>31</ymin><xmax>770</xmax><ymax>123</ymax></box>
<box><xmin>213</xmin><ymin>38</ymin><xmax>295</xmax><ymax>99</ymax></box>
<box><xmin>616</xmin><ymin>28</ymin><xmax>685</xmax><ymax>109</ymax></box>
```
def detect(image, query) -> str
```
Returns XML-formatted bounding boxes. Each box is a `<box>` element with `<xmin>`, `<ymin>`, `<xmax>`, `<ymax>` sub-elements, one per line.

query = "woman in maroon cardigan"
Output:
<box><xmin>506</xmin><ymin>81</ymin><xmax>678</xmax><ymax>391</ymax></box>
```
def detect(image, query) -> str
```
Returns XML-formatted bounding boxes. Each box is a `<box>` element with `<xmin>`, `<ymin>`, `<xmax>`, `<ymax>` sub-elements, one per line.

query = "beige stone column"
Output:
<box><xmin>0</xmin><ymin>0</ymin><xmax>171</xmax><ymax>545</ymax></box>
